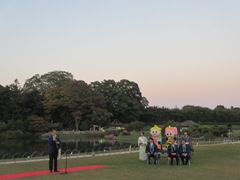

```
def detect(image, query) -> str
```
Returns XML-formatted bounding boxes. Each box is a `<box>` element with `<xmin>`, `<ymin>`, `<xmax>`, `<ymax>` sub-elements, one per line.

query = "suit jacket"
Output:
<box><xmin>48</xmin><ymin>135</ymin><xmax>61</xmax><ymax>155</ymax></box>
<box><xmin>145</xmin><ymin>143</ymin><xmax>158</xmax><ymax>154</ymax></box>
<box><xmin>167</xmin><ymin>144</ymin><xmax>179</xmax><ymax>155</ymax></box>
<box><xmin>178</xmin><ymin>144</ymin><xmax>190</xmax><ymax>155</ymax></box>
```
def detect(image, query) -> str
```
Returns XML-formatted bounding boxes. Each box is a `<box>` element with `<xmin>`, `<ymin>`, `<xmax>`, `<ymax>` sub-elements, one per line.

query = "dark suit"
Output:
<box><xmin>167</xmin><ymin>144</ymin><xmax>179</xmax><ymax>165</ymax></box>
<box><xmin>48</xmin><ymin>135</ymin><xmax>61</xmax><ymax>172</ymax></box>
<box><xmin>145</xmin><ymin>142</ymin><xmax>158</xmax><ymax>164</ymax></box>
<box><xmin>179</xmin><ymin>143</ymin><xmax>190</xmax><ymax>165</ymax></box>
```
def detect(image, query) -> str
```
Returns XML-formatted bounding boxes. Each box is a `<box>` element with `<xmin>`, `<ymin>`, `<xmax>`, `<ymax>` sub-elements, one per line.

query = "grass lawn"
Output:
<box><xmin>0</xmin><ymin>144</ymin><xmax>240</xmax><ymax>180</ymax></box>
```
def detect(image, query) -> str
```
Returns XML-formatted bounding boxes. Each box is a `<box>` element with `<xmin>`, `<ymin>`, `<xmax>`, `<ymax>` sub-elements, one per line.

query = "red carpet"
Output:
<box><xmin>0</xmin><ymin>165</ymin><xmax>107</xmax><ymax>179</ymax></box>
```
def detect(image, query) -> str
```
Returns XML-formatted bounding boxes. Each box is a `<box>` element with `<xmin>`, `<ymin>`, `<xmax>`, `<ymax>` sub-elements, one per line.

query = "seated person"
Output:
<box><xmin>167</xmin><ymin>137</ymin><xmax>179</xmax><ymax>165</ymax></box>
<box><xmin>180</xmin><ymin>130</ymin><xmax>194</xmax><ymax>153</ymax></box>
<box><xmin>179</xmin><ymin>139</ymin><xmax>191</xmax><ymax>165</ymax></box>
<box><xmin>145</xmin><ymin>138</ymin><xmax>158</xmax><ymax>164</ymax></box>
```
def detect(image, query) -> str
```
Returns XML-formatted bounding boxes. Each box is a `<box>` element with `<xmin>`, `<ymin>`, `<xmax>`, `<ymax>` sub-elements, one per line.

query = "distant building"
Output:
<box><xmin>109</xmin><ymin>119</ymin><xmax>124</xmax><ymax>130</ymax></box>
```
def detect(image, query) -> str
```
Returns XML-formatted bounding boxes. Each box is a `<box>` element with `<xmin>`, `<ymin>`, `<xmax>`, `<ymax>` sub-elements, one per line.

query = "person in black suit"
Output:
<box><xmin>145</xmin><ymin>138</ymin><xmax>158</xmax><ymax>164</ymax></box>
<box><xmin>167</xmin><ymin>137</ymin><xmax>179</xmax><ymax>165</ymax></box>
<box><xmin>179</xmin><ymin>139</ymin><xmax>191</xmax><ymax>165</ymax></box>
<box><xmin>48</xmin><ymin>129</ymin><xmax>61</xmax><ymax>173</ymax></box>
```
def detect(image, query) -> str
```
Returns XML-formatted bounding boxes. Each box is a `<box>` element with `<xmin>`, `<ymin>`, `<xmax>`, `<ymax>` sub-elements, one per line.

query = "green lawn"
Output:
<box><xmin>0</xmin><ymin>144</ymin><xmax>240</xmax><ymax>180</ymax></box>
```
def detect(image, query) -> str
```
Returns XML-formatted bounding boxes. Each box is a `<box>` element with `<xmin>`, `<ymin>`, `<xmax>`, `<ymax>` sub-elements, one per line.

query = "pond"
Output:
<box><xmin>0</xmin><ymin>137</ymin><xmax>134</xmax><ymax>158</ymax></box>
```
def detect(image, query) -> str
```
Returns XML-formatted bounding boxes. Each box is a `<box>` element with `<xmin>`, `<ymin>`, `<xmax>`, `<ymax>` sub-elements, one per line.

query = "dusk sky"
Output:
<box><xmin>0</xmin><ymin>0</ymin><xmax>239</xmax><ymax>109</ymax></box>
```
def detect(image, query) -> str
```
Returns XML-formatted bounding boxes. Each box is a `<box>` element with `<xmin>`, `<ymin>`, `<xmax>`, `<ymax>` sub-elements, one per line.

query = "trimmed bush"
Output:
<box><xmin>125</xmin><ymin>121</ymin><xmax>144</xmax><ymax>132</ymax></box>
<box><xmin>204</xmin><ymin>131</ymin><xmax>214</xmax><ymax>140</ymax></box>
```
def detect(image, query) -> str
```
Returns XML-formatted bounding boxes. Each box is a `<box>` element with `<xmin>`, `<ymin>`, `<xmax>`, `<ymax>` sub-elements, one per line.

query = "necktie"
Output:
<box><xmin>150</xmin><ymin>143</ymin><xmax>154</xmax><ymax>154</ymax></box>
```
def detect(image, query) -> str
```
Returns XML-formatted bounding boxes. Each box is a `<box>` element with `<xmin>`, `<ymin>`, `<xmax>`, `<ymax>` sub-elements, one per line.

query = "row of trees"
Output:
<box><xmin>143</xmin><ymin>105</ymin><xmax>240</xmax><ymax>124</ymax></box>
<box><xmin>0</xmin><ymin>70</ymin><xmax>239</xmax><ymax>136</ymax></box>
<box><xmin>0</xmin><ymin>71</ymin><xmax>147</xmax><ymax>134</ymax></box>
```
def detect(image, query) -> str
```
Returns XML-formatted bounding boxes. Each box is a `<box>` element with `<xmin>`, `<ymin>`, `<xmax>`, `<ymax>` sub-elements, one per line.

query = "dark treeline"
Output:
<box><xmin>0</xmin><ymin>71</ymin><xmax>239</xmax><ymax>137</ymax></box>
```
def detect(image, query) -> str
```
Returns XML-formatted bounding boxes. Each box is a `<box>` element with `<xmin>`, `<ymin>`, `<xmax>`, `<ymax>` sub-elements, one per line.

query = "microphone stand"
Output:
<box><xmin>60</xmin><ymin>146</ymin><xmax>68</xmax><ymax>175</ymax></box>
<box><xmin>60</xmin><ymin>150</ymin><xmax>68</xmax><ymax>175</ymax></box>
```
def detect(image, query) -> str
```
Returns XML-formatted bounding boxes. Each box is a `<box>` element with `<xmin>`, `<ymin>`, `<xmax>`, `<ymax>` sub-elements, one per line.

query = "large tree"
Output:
<box><xmin>23</xmin><ymin>71</ymin><xmax>73</xmax><ymax>95</ymax></box>
<box><xmin>43</xmin><ymin>80</ymin><xmax>112</xmax><ymax>130</ymax></box>
<box><xmin>91</xmin><ymin>79</ymin><xmax>147</xmax><ymax>123</ymax></box>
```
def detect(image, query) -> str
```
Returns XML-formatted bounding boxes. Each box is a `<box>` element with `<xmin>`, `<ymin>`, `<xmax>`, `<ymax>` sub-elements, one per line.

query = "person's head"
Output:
<box><xmin>51</xmin><ymin>129</ymin><xmax>57</xmax><ymax>137</ymax></box>
<box><xmin>172</xmin><ymin>137</ymin><xmax>176</xmax><ymax>144</ymax></box>
<box><xmin>141</xmin><ymin>132</ymin><xmax>144</xmax><ymax>136</ymax></box>
<box><xmin>184</xmin><ymin>130</ymin><xmax>188</xmax><ymax>136</ymax></box>
<box><xmin>182</xmin><ymin>139</ymin><xmax>186</xmax><ymax>144</ymax></box>
<box><xmin>149</xmin><ymin>138</ymin><xmax>153</xmax><ymax>143</ymax></box>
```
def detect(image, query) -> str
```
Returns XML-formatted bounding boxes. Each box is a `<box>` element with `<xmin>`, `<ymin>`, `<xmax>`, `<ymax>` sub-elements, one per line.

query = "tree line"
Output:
<box><xmin>0</xmin><ymin>71</ymin><xmax>239</xmax><ymax>136</ymax></box>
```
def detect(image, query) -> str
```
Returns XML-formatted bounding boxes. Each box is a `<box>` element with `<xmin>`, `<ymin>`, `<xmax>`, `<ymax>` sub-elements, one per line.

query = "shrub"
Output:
<box><xmin>23</xmin><ymin>132</ymin><xmax>33</xmax><ymax>138</ymax></box>
<box><xmin>211</xmin><ymin>125</ymin><xmax>228</xmax><ymax>136</ymax></box>
<box><xmin>231</xmin><ymin>131</ymin><xmax>240</xmax><ymax>138</ymax></box>
<box><xmin>190</xmin><ymin>130</ymin><xmax>202</xmax><ymax>137</ymax></box>
<box><xmin>204</xmin><ymin>131</ymin><xmax>214</xmax><ymax>140</ymax></box>
<box><xmin>105</xmin><ymin>129</ymin><xmax>121</xmax><ymax>136</ymax></box>
<box><xmin>27</xmin><ymin>115</ymin><xmax>48</xmax><ymax>133</ymax></box>
<box><xmin>2</xmin><ymin>130</ymin><xmax>24</xmax><ymax>139</ymax></box>
<box><xmin>125</xmin><ymin>121</ymin><xmax>144</xmax><ymax>132</ymax></box>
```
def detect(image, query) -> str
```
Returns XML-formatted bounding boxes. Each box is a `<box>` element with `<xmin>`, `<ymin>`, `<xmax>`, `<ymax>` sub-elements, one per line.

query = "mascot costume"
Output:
<box><xmin>165</xmin><ymin>126</ymin><xmax>178</xmax><ymax>148</ymax></box>
<box><xmin>150</xmin><ymin>125</ymin><xmax>162</xmax><ymax>158</ymax></box>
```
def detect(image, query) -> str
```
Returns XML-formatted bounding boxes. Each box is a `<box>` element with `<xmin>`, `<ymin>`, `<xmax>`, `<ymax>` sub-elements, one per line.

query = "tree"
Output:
<box><xmin>22</xmin><ymin>90</ymin><xmax>44</xmax><ymax>117</ymax></box>
<box><xmin>43</xmin><ymin>80</ymin><xmax>112</xmax><ymax>131</ymax></box>
<box><xmin>6</xmin><ymin>79</ymin><xmax>23</xmax><ymax>120</ymax></box>
<box><xmin>91</xmin><ymin>79</ymin><xmax>147</xmax><ymax>123</ymax></box>
<box><xmin>27</xmin><ymin>115</ymin><xmax>48</xmax><ymax>133</ymax></box>
<box><xmin>23</xmin><ymin>71</ymin><xmax>73</xmax><ymax>95</ymax></box>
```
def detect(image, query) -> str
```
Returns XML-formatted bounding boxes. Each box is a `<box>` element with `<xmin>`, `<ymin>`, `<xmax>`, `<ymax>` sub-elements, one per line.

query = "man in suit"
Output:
<box><xmin>167</xmin><ymin>137</ymin><xmax>179</xmax><ymax>165</ymax></box>
<box><xmin>179</xmin><ymin>138</ymin><xmax>191</xmax><ymax>165</ymax></box>
<box><xmin>180</xmin><ymin>130</ymin><xmax>194</xmax><ymax>152</ymax></box>
<box><xmin>48</xmin><ymin>129</ymin><xmax>61</xmax><ymax>173</ymax></box>
<box><xmin>145</xmin><ymin>138</ymin><xmax>158</xmax><ymax>164</ymax></box>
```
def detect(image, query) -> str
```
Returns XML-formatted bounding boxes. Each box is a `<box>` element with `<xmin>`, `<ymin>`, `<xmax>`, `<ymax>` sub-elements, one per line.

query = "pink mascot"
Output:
<box><xmin>165</xmin><ymin>126</ymin><xmax>178</xmax><ymax>148</ymax></box>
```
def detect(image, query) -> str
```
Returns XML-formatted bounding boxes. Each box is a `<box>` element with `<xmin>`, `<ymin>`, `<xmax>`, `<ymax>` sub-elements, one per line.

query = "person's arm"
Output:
<box><xmin>48</xmin><ymin>137</ymin><xmax>53</xmax><ymax>154</ymax></box>
<box><xmin>143</xmin><ymin>137</ymin><xmax>148</xmax><ymax>145</ymax></box>
<box><xmin>187</xmin><ymin>144</ymin><xmax>191</xmax><ymax>154</ymax></box>
<box><xmin>56</xmin><ymin>136</ymin><xmax>61</xmax><ymax>148</ymax></box>
<box><xmin>178</xmin><ymin>145</ymin><xmax>182</xmax><ymax>154</ymax></box>
<box><xmin>138</xmin><ymin>137</ymin><xmax>142</xmax><ymax>146</ymax></box>
<box><xmin>145</xmin><ymin>144</ymin><xmax>149</xmax><ymax>153</ymax></box>
<box><xmin>154</xmin><ymin>144</ymin><xmax>157</xmax><ymax>153</ymax></box>
<box><xmin>176</xmin><ymin>145</ymin><xmax>179</xmax><ymax>155</ymax></box>
<box><xmin>167</xmin><ymin>146</ymin><xmax>170</xmax><ymax>154</ymax></box>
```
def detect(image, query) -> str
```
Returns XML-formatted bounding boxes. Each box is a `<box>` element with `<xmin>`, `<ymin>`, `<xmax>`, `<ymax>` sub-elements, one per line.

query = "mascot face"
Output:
<box><xmin>165</xmin><ymin>126</ymin><xmax>178</xmax><ymax>138</ymax></box>
<box><xmin>150</xmin><ymin>125</ymin><xmax>162</xmax><ymax>137</ymax></box>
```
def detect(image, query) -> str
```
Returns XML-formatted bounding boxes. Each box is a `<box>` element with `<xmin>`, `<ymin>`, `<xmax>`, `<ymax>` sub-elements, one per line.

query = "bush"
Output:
<box><xmin>7</xmin><ymin>119</ymin><xmax>27</xmax><ymax>131</ymax></box>
<box><xmin>204</xmin><ymin>131</ymin><xmax>214</xmax><ymax>140</ymax></box>
<box><xmin>28</xmin><ymin>115</ymin><xmax>48</xmax><ymax>133</ymax></box>
<box><xmin>34</xmin><ymin>132</ymin><xmax>42</xmax><ymax>138</ymax></box>
<box><xmin>85</xmin><ymin>131</ymin><xmax>106</xmax><ymax>138</ymax></box>
<box><xmin>200</xmin><ymin>126</ymin><xmax>211</xmax><ymax>134</ymax></box>
<box><xmin>105</xmin><ymin>129</ymin><xmax>121</xmax><ymax>136</ymax></box>
<box><xmin>0</xmin><ymin>122</ymin><xmax>7</xmax><ymax>131</ymax></box>
<box><xmin>211</xmin><ymin>125</ymin><xmax>228</xmax><ymax>137</ymax></box>
<box><xmin>190</xmin><ymin>130</ymin><xmax>202</xmax><ymax>137</ymax></box>
<box><xmin>1</xmin><ymin>130</ymin><xmax>25</xmax><ymax>139</ymax></box>
<box><xmin>23</xmin><ymin>132</ymin><xmax>33</xmax><ymax>138</ymax></box>
<box><xmin>122</xmin><ymin>129</ymin><xmax>130</xmax><ymax>135</ymax></box>
<box><xmin>125</xmin><ymin>121</ymin><xmax>144</xmax><ymax>132</ymax></box>
<box><xmin>230</xmin><ymin>131</ymin><xmax>240</xmax><ymax>138</ymax></box>
<box><xmin>189</xmin><ymin>124</ymin><xmax>228</xmax><ymax>138</ymax></box>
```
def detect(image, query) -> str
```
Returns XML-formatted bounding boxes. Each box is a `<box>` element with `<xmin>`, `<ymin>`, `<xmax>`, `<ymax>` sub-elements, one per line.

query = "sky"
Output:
<box><xmin>0</xmin><ymin>0</ymin><xmax>240</xmax><ymax>109</ymax></box>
